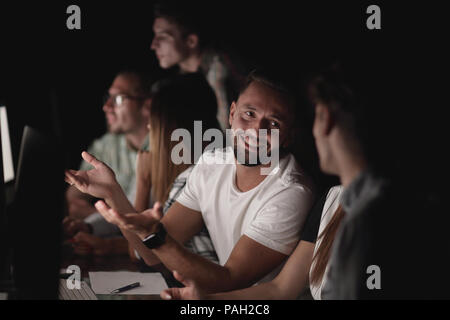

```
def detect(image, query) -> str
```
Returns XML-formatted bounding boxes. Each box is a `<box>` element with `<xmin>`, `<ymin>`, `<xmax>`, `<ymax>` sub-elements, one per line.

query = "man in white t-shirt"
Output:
<box><xmin>66</xmin><ymin>69</ymin><xmax>315</xmax><ymax>293</ymax></box>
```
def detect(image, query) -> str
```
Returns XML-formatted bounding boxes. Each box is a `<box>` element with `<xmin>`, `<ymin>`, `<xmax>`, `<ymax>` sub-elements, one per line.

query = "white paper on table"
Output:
<box><xmin>89</xmin><ymin>271</ymin><xmax>168</xmax><ymax>295</ymax></box>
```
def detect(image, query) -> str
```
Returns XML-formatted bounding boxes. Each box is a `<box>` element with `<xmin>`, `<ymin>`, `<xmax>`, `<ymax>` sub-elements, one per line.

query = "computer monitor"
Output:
<box><xmin>0</xmin><ymin>106</ymin><xmax>14</xmax><ymax>183</ymax></box>
<box><xmin>0</xmin><ymin>108</ymin><xmax>8</xmax><ymax>286</ymax></box>
<box><xmin>10</xmin><ymin>125</ymin><xmax>64</xmax><ymax>299</ymax></box>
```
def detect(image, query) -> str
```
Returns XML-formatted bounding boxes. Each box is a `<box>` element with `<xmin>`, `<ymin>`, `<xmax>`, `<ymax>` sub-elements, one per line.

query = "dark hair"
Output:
<box><xmin>117</xmin><ymin>68</ymin><xmax>160</xmax><ymax>97</ymax></box>
<box><xmin>153</xmin><ymin>1</ymin><xmax>211</xmax><ymax>49</ymax></box>
<box><xmin>307</xmin><ymin>60</ymin><xmax>384</xmax><ymax>162</ymax></box>
<box><xmin>240</xmin><ymin>68</ymin><xmax>297</xmax><ymax>99</ymax></box>
<box><xmin>238</xmin><ymin>68</ymin><xmax>303</xmax><ymax>151</ymax></box>
<box><xmin>312</xmin><ymin>57</ymin><xmax>396</xmax><ymax>174</ymax></box>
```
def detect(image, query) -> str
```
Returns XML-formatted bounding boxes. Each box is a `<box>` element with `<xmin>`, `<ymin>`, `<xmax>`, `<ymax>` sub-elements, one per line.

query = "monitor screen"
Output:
<box><xmin>0</xmin><ymin>106</ymin><xmax>14</xmax><ymax>183</ymax></box>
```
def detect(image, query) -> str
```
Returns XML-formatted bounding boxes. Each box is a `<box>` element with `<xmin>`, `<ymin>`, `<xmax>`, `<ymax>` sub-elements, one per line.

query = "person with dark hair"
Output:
<box><xmin>150</xmin><ymin>1</ymin><xmax>245</xmax><ymax>131</ymax></box>
<box><xmin>63</xmin><ymin>70</ymin><xmax>155</xmax><ymax>255</ymax></box>
<box><xmin>158</xmin><ymin>57</ymin><xmax>443</xmax><ymax>300</ymax></box>
<box><xmin>65</xmin><ymin>68</ymin><xmax>315</xmax><ymax>293</ymax></box>
<box><xmin>158</xmin><ymin>185</ymin><xmax>341</xmax><ymax>300</ymax></box>
<box><xmin>132</xmin><ymin>72</ymin><xmax>221</xmax><ymax>264</ymax></box>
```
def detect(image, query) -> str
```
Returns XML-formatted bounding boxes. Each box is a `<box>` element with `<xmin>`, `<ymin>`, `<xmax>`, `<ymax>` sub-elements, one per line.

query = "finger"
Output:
<box><xmin>173</xmin><ymin>270</ymin><xmax>195</xmax><ymax>288</ymax></box>
<box><xmin>160</xmin><ymin>289</ymin><xmax>174</xmax><ymax>300</ymax></box>
<box><xmin>95</xmin><ymin>201</ymin><xmax>127</xmax><ymax>227</ymax></box>
<box><xmin>64</xmin><ymin>172</ymin><xmax>75</xmax><ymax>185</ymax></box>
<box><xmin>65</xmin><ymin>170</ymin><xmax>83</xmax><ymax>187</ymax></box>
<box><xmin>95</xmin><ymin>201</ymin><xmax>115</xmax><ymax>222</ymax></box>
<box><xmin>151</xmin><ymin>202</ymin><xmax>164</xmax><ymax>220</ymax></box>
<box><xmin>62</xmin><ymin>216</ymin><xmax>72</xmax><ymax>225</ymax></box>
<box><xmin>81</xmin><ymin>151</ymin><xmax>103</xmax><ymax>169</ymax></box>
<box><xmin>73</xmin><ymin>231</ymin><xmax>89</xmax><ymax>243</ymax></box>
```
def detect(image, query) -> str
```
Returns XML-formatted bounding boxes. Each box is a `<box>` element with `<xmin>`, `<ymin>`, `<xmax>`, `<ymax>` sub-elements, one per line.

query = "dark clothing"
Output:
<box><xmin>300</xmin><ymin>188</ymin><xmax>330</xmax><ymax>243</ymax></box>
<box><xmin>322</xmin><ymin>170</ymin><xmax>450</xmax><ymax>299</ymax></box>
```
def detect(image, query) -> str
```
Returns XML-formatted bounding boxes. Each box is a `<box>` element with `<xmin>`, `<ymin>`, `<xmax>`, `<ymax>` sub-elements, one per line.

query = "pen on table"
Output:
<box><xmin>110</xmin><ymin>282</ymin><xmax>141</xmax><ymax>294</ymax></box>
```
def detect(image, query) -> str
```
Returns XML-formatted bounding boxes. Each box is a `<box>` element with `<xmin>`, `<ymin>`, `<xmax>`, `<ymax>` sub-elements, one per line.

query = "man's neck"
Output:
<box><xmin>235</xmin><ymin>162</ymin><xmax>270</xmax><ymax>192</ymax></box>
<box><xmin>178</xmin><ymin>51</ymin><xmax>203</xmax><ymax>73</ymax></box>
<box><xmin>337</xmin><ymin>151</ymin><xmax>368</xmax><ymax>188</ymax></box>
<box><xmin>125</xmin><ymin>126</ymin><xmax>148</xmax><ymax>151</ymax></box>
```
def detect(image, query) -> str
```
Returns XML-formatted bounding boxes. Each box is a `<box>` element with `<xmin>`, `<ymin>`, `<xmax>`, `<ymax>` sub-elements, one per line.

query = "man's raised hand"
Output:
<box><xmin>160</xmin><ymin>270</ymin><xmax>205</xmax><ymax>300</ymax></box>
<box><xmin>95</xmin><ymin>200</ymin><xmax>164</xmax><ymax>240</ymax></box>
<box><xmin>65</xmin><ymin>151</ymin><xmax>118</xmax><ymax>200</ymax></box>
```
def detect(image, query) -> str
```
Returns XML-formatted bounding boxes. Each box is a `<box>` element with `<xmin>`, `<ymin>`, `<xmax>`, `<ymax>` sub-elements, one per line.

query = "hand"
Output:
<box><xmin>72</xmin><ymin>232</ymin><xmax>112</xmax><ymax>256</ymax></box>
<box><xmin>94</xmin><ymin>200</ymin><xmax>164</xmax><ymax>240</ymax></box>
<box><xmin>63</xmin><ymin>216</ymin><xmax>91</xmax><ymax>238</ymax></box>
<box><xmin>65</xmin><ymin>151</ymin><xmax>118</xmax><ymax>201</ymax></box>
<box><xmin>136</xmin><ymin>150</ymin><xmax>152</xmax><ymax>183</ymax></box>
<box><xmin>67</xmin><ymin>197</ymin><xmax>96</xmax><ymax>219</ymax></box>
<box><xmin>160</xmin><ymin>270</ymin><xmax>205</xmax><ymax>300</ymax></box>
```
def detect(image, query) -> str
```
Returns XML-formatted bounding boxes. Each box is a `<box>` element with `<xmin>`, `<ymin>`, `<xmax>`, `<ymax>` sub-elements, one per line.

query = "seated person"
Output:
<box><xmin>151</xmin><ymin>1</ymin><xmax>245</xmax><ymax>131</ymax></box>
<box><xmin>65</xmin><ymin>68</ymin><xmax>315</xmax><ymax>293</ymax></box>
<box><xmin>131</xmin><ymin>73</ymin><xmax>223</xmax><ymax>263</ymax></box>
<box><xmin>160</xmin><ymin>59</ymin><xmax>441</xmax><ymax>300</ymax></box>
<box><xmin>69</xmin><ymin>73</ymin><xmax>222</xmax><ymax>260</ymax></box>
<box><xmin>64</xmin><ymin>69</ymin><xmax>154</xmax><ymax>254</ymax></box>
<box><xmin>160</xmin><ymin>185</ymin><xmax>343</xmax><ymax>300</ymax></box>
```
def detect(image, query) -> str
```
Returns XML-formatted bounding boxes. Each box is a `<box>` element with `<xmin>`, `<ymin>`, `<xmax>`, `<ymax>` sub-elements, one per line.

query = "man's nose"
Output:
<box><xmin>252</xmin><ymin>118</ymin><xmax>271</xmax><ymax>131</ymax></box>
<box><xmin>103</xmin><ymin>98</ymin><xmax>113</xmax><ymax>112</ymax></box>
<box><xmin>150</xmin><ymin>38</ymin><xmax>158</xmax><ymax>50</ymax></box>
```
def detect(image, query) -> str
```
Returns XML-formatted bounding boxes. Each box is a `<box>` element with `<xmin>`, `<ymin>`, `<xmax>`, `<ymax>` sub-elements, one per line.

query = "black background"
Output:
<box><xmin>0</xmin><ymin>1</ymin><xmax>447</xmax><ymax>195</ymax></box>
<box><xmin>0</xmin><ymin>0</ymin><xmax>449</xmax><ymax>303</ymax></box>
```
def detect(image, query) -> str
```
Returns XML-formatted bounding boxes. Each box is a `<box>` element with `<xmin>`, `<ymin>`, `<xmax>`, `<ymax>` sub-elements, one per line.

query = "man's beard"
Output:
<box><xmin>233</xmin><ymin>137</ymin><xmax>271</xmax><ymax>167</ymax></box>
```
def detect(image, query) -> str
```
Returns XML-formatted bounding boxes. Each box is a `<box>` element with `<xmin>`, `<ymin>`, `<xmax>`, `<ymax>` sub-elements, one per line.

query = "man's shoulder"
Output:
<box><xmin>89</xmin><ymin>132</ymin><xmax>124</xmax><ymax>149</ymax></box>
<box><xmin>276</xmin><ymin>153</ymin><xmax>315</xmax><ymax>193</ymax></box>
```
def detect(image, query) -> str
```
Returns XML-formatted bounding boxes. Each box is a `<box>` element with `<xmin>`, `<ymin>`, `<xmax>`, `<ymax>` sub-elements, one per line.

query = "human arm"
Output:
<box><xmin>134</xmin><ymin>150</ymin><xmax>152</xmax><ymax>212</ymax></box>
<box><xmin>95</xmin><ymin>200</ymin><xmax>289</xmax><ymax>293</ymax></box>
<box><xmin>71</xmin><ymin>232</ymin><xmax>130</xmax><ymax>256</ymax></box>
<box><xmin>65</xmin><ymin>185</ymin><xmax>97</xmax><ymax>219</ymax></box>
<box><xmin>161</xmin><ymin>240</ymin><xmax>315</xmax><ymax>300</ymax></box>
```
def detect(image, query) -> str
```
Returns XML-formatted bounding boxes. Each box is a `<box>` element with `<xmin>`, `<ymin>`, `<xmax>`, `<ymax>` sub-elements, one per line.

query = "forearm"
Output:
<box><xmin>121</xmin><ymin>228</ymin><xmax>161</xmax><ymax>265</ymax></box>
<box><xmin>106</xmin><ymin>237</ymin><xmax>132</xmax><ymax>255</ymax></box>
<box><xmin>104</xmin><ymin>185</ymin><xmax>161</xmax><ymax>265</ymax></box>
<box><xmin>134</xmin><ymin>178</ymin><xmax>151</xmax><ymax>212</ymax></box>
<box><xmin>153</xmin><ymin>236</ymin><xmax>238</xmax><ymax>293</ymax></box>
<box><xmin>207</xmin><ymin>280</ymin><xmax>282</xmax><ymax>300</ymax></box>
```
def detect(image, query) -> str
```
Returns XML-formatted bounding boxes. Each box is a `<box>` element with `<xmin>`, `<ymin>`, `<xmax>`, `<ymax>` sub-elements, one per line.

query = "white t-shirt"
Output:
<box><xmin>176</xmin><ymin>147</ymin><xmax>315</xmax><ymax>281</ymax></box>
<box><xmin>309</xmin><ymin>185</ymin><xmax>343</xmax><ymax>300</ymax></box>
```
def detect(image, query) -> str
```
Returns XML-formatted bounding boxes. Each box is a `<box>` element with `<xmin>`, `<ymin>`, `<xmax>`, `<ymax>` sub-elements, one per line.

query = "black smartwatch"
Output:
<box><xmin>142</xmin><ymin>223</ymin><xmax>167</xmax><ymax>249</ymax></box>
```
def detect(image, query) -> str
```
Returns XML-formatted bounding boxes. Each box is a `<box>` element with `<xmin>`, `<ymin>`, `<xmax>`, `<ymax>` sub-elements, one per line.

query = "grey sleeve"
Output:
<box><xmin>84</xmin><ymin>212</ymin><xmax>121</xmax><ymax>238</ymax></box>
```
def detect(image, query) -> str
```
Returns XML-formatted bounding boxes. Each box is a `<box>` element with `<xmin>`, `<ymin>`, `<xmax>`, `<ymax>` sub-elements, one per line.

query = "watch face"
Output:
<box><xmin>144</xmin><ymin>233</ymin><xmax>157</xmax><ymax>241</ymax></box>
<box><xmin>142</xmin><ymin>223</ymin><xmax>166</xmax><ymax>249</ymax></box>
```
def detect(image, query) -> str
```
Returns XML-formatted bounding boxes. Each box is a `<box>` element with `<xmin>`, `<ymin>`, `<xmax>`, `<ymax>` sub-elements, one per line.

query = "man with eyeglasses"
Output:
<box><xmin>63</xmin><ymin>70</ymin><xmax>154</xmax><ymax>253</ymax></box>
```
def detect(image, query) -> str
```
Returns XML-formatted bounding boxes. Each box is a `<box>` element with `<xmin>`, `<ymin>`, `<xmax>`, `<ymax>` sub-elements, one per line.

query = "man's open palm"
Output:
<box><xmin>65</xmin><ymin>151</ymin><xmax>117</xmax><ymax>200</ymax></box>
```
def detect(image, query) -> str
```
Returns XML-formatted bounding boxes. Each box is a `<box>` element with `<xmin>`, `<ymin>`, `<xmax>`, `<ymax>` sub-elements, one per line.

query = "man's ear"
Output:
<box><xmin>186</xmin><ymin>34</ymin><xmax>199</xmax><ymax>49</ymax></box>
<box><xmin>229</xmin><ymin>101</ymin><xmax>237</xmax><ymax>127</ymax></box>
<box><xmin>316</xmin><ymin>104</ymin><xmax>334</xmax><ymax>136</ymax></box>
<box><xmin>141</xmin><ymin>98</ymin><xmax>152</xmax><ymax>118</ymax></box>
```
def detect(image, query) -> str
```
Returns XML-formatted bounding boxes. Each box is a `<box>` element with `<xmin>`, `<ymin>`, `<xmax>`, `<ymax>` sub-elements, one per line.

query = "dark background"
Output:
<box><xmin>0</xmin><ymin>1</ymin><xmax>447</xmax><ymax>192</ymax></box>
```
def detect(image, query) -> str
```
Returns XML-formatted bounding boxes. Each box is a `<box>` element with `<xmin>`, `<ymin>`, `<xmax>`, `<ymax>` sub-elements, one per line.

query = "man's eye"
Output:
<box><xmin>245</xmin><ymin>111</ymin><xmax>253</xmax><ymax>117</ymax></box>
<box><xmin>271</xmin><ymin>121</ymin><xmax>280</xmax><ymax>128</ymax></box>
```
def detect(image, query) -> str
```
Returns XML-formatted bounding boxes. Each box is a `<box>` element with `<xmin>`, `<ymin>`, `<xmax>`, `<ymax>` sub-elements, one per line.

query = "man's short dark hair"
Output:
<box><xmin>153</xmin><ymin>1</ymin><xmax>211</xmax><ymax>49</ymax></box>
<box><xmin>239</xmin><ymin>68</ymin><xmax>298</xmax><ymax>111</ymax></box>
<box><xmin>117</xmin><ymin>68</ymin><xmax>161</xmax><ymax>97</ymax></box>
<box><xmin>308</xmin><ymin>58</ymin><xmax>390</xmax><ymax>171</ymax></box>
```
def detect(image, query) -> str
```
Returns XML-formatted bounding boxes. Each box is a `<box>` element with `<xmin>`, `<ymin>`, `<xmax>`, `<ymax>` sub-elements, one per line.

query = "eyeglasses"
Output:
<box><xmin>103</xmin><ymin>93</ymin><xmax>145</xmax><ymax>108</ymax></box>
